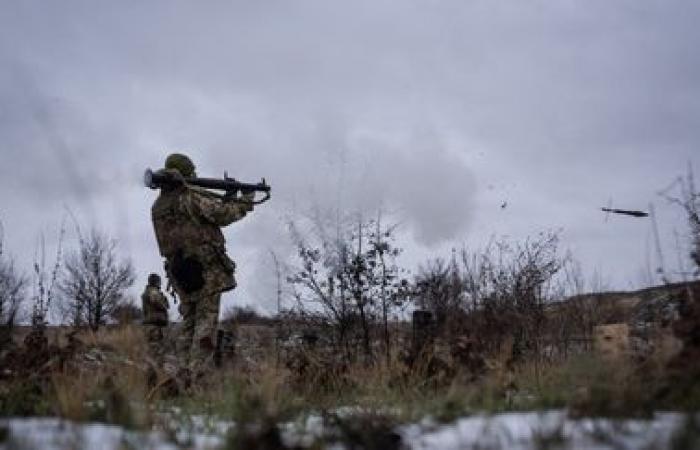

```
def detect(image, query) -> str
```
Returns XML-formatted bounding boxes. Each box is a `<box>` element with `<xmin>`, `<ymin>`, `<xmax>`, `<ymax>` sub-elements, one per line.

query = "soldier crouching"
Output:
<box><xmin>141</xmin><ymin>273</ymin><xmax>170</xmax><ymax>358</ymax></box>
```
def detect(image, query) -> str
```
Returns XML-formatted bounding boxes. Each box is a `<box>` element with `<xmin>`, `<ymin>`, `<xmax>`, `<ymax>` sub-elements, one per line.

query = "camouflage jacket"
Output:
<box><xmin>142</xmin><ymin>286</ymin><xmax>169</xmax><ymax>326</ymax></box>
<box><xmin>151</xmin><ymin>170</ymin><xmax>253</xmax><ymax>297</ymax></box>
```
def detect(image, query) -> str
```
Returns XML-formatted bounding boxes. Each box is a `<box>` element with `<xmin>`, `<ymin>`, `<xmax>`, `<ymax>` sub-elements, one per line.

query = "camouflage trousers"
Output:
<box><xmin>144</xmin><ymin>325</ymin><xmax>167</xmax><ymax>359</ymax></box>
<box><xmin>176</xmin><ymin>291</ymin><xmax>221</xmax><ymax>374</ymax></box>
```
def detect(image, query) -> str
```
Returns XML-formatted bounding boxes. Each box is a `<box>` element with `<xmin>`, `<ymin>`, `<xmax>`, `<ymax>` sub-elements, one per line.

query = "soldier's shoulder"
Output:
<box><xmin>152</xmin><ymin>186</ymin><xmax>189</xmax><ymax>214</ymax></box>
<box><xmin>187</xmin><ymin>185</ymin><xmax>219</xmax><ymax>199</ymax></box>
<box><xmin>144</xmin><ymin>286</ymin><xmax>161</xmax><ymax>296</ymax></box>
<box><xmin>152</xmin><ymin>189</ymin><xmax>177</xmax><ymax>207</ymax></box>
<box><xmin>186</xmin><ymin>186</ymin><xmax>224</xmax><ymax>209</ymax></box>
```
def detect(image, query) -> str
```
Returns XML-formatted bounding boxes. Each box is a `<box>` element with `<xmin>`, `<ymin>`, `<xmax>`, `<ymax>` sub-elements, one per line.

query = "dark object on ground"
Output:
<box><xmin>214</xmin><ymin>329</ymin><xmax>235</xmax><ymax>367</ymax></box>
<box><xmin>226</xmin><ymin>416</ymin><xmax>298</xmax><ymax>450</ymax></box>
<box><xmin>412</xmin><ymin>310</ymin><xmax>435</xmax><ymax>355</ymax></box>
<box><xmin>323</xmin><ymin>412</ymin><xmax>402</xmax><ymax>450</ymax></box>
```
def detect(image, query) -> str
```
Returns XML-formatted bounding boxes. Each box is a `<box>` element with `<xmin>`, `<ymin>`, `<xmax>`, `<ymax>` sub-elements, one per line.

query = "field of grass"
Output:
<box><xmin>1</xmin><ymin>317</ymin><xmax>699</xmax><ymax>450</ymax></box>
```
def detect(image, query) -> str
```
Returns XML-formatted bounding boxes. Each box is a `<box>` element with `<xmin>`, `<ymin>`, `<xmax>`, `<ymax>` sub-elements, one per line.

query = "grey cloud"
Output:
<box><xmin>0</xmin><ymin>66</ymin><xmax>111</xmax><ymax>210</ymax></box>
<box><xmin>0</xmin><ymin>0</ymin><xmax>699</xmax><ymax>314</ymax></box>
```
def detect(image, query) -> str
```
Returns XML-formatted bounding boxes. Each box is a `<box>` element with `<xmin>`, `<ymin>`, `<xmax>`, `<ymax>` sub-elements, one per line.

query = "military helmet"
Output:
<box><xmin>147</xmin><ymin>273</ymin><xmax>161</xmax><ymax>287</ymax></box>
<box><xmin>164</xmin><ymin>153</ymin><xmax>196</xmax><ymax>177</ymax></box>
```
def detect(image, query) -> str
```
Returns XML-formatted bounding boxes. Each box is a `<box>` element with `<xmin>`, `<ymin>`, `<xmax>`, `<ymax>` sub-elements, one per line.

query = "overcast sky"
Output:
<box><xmin>1</xmin><ymin>1</ymin><xmax>698</xmax><ymax>316</ymax></box>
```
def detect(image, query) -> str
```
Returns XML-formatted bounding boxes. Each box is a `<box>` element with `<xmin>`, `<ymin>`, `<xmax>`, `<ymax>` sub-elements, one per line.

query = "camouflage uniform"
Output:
<box><xmin>141</xmin><ymin>278</ymin><xmax>169</xmax><ymax>357</ymax></box>
<box><xmin>151</xmin><ymin>163</ymin><xmax>253</xmax><ymax>375</ymax></box>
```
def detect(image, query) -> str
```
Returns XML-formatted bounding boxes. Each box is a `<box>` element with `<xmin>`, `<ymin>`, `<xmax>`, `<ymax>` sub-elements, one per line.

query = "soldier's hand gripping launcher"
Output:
<box><xmin>144</xmin><ymin>168</ymin><xmax>271</xmax><ymax>205</ymax></box>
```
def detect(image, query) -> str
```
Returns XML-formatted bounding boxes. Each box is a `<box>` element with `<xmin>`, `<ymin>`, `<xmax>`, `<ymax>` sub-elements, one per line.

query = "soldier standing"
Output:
<box><xmin>141</xmin><ymin>273</ymin><xmax>169</xmax><ymax>357</ymax></box>
<box><xmin>150</xmin><ymin>153</ymin><xmax>254</xmax><ymax>379</ymax></box>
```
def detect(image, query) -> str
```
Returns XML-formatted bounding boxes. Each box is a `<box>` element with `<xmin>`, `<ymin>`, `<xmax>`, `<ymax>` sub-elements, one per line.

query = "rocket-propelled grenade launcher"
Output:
<box><xmin>144</xmin><ymin>168</ymin><xmax>271</xmax><ymax>205</ymax></box>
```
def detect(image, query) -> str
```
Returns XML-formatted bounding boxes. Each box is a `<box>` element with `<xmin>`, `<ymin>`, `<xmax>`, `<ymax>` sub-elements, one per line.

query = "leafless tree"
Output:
<box><xmin>0</xmin><ymin>224</ymin><xmax>26</xmax><ymax>344</ymax></box>
<box><xmin>413</xmin><ymin>254</ymin><xmax>463</xmax><ymax>330</ymax></box>
<box><xmin>371</xmin><ymin>212</ymin><xmax>410</xmax><ymax>364</ymax></box>
<box><xmin>58</xmin><ymin>228</ymin><xmax>135</xmax><ymax>330</ymax></box>
<box><xmin>286</xmin><ymin>208</ymin><xmax>407</xmax><ymax>363</ymax></box>
<box><xmin>0</xmin><ymin>258</ymin><xmax>26</xmax><ymax>329</ymax></box>
<box><xmin>659</xmin><ymin>165</ymin><xmax>700</xmax><ymax>276</ymax></box>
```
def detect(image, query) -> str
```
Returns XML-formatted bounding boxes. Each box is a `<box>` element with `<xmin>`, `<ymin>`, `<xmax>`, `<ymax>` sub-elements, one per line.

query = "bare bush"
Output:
<box><xmin>414</xmin><ymin>255</ymin><xmax>464</xmax><ymax>330</ymax></box>
<box><xmin>0</xmin><ymin>259</ymin><xmax>25</xmax><ymax>328</ymax></box>
<box><xmin>110</xmin><ymin>299</ymin><xmax>143</xmax><ymax>326</ymax></box>
<box><xmin>413</xmin><ymin>231</ymin><xmax>567</xmax><ymax>362</ymax></box>
<box><xmin>545</xmin><ymin>261</ymin><xmax>608</xmax><ymax>356</ymax></box>
<box><xmin>660</xmin><ymin>165</ymin><xmax>700</xmax><ymax>276</ymax></box>
<box><xmin>286</xmin><ymin>209</ymin><xmax>408</xmax><ymax>363</ymax></box>
<box><xmin>30</xmin><ymin>226</ymin><xmax>65</xmax><ymax>327</ymax></box>
<box><xmin>221</xmin><ymin>305</ymin><xmax>277</xmax><ymax>326</ymax></box>
<box><xmin>0</xmin><ymin>225</ymin><xmax>26</xmax><ymax>343</ymax></box>
<box><xmin>58</xmin><ymin>228</ymin><xmax>135</xmax><ymax>330</ymax></box>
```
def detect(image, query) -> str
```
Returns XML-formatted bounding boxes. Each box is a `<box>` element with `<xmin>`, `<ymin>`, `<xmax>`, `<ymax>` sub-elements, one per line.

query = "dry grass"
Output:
<box><xmin>183</xmin><ymin>341</ymin><xmax>686</xmax><ymax>425</ymax></box>
<box><xmin>2</xmin><ymin>320</ymin><xmax>697</xmax><ymax>436</ymax></box>
<box><xmin>78</xmin><ymin>324</ymin><xmax>150</xmax><ymax>361</ymax></box>
<box><xmin>44</xmin><ymin>325</ymin><xmax>152</xmax><ymax>426</ymax></box>
<box><xmin>51</xmin><ymin>373</ymin><xmax>101</xmax><ymax>421</ymax></box>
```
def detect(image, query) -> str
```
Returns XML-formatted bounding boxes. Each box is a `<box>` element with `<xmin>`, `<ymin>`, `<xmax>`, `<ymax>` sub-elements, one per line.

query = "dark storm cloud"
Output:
<box><xmin>1</xmin><ymin>0</ymin><xmax>699</xmax><ymax>313</ymax></box>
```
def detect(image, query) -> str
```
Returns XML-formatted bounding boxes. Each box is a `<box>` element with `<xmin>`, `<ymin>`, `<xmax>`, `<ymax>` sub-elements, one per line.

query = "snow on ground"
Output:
<box><xmin>0</xmin><ymin>416</ymin><xmax>226</xmax><ymax>450</ymax></box>
<box><xmin>0</xmin><ymin>410</ymin><xmax>692</xmax><ymax>450</ymax></box>
<box><xmin>401</xmin><ymin>411</ymin><xmax>686</xmax><ymax>450</ymax></box>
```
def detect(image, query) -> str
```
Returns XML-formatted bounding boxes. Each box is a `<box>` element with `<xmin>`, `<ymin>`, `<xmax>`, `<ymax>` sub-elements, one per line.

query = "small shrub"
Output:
<box><xmin>0</xmin><ymin>379</ymin><xmax>51</xmax><ymax>416</ymax></box>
